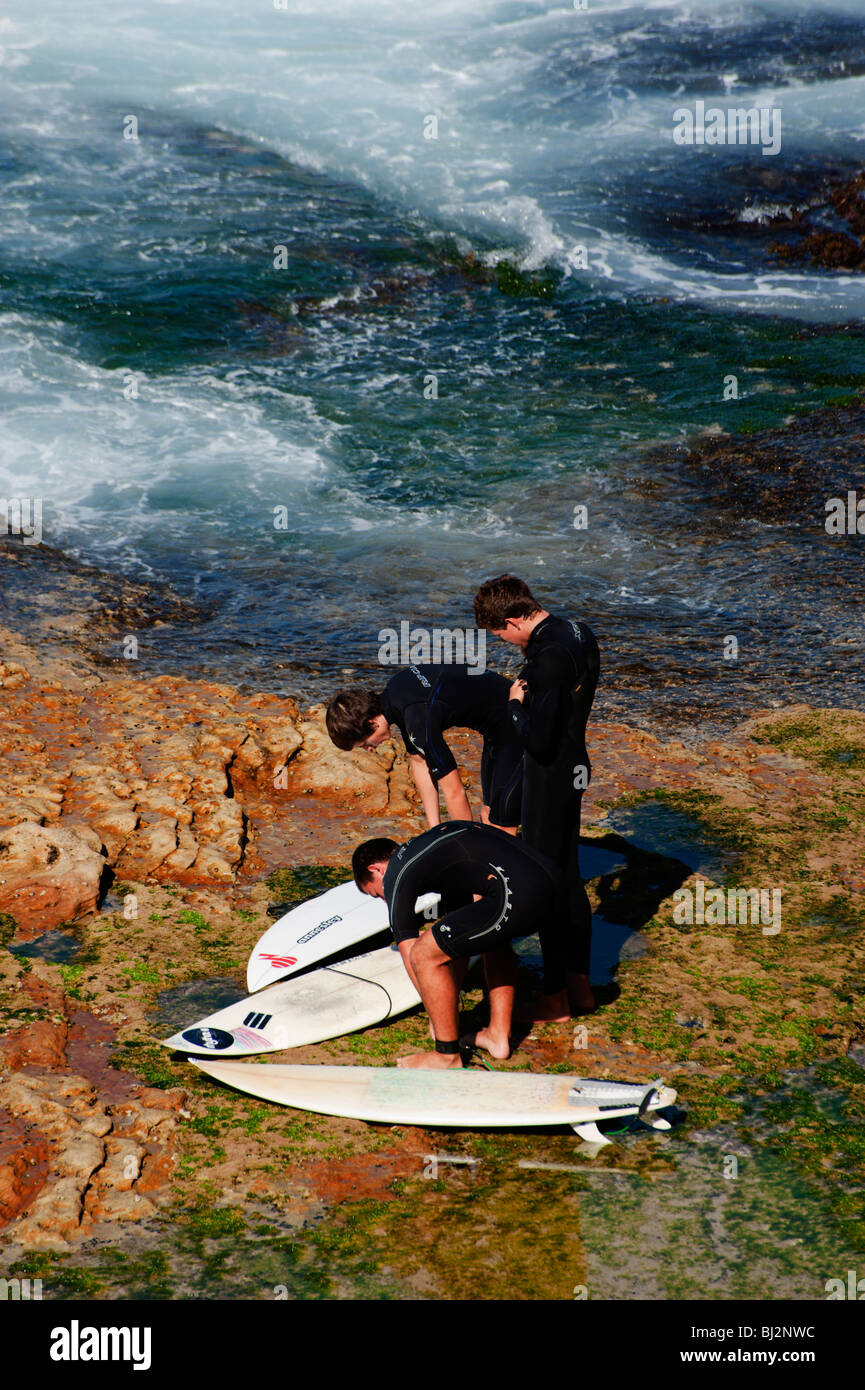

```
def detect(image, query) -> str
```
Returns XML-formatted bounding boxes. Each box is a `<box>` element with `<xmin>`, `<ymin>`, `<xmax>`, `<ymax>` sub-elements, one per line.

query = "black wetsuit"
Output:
<box><xmin>381</xmin><ymin>664</ymin><xmax>523</xmax><ymax>827</ymax></box>
<box><xmin>509</xmin><ymin>615</ymin><xmax>600</xmax><ymax>988</ymax></box>
<box><xmin>382</xmin><ymin>822</ymin><xmax>563</xmax><ymax>960</ymax></box>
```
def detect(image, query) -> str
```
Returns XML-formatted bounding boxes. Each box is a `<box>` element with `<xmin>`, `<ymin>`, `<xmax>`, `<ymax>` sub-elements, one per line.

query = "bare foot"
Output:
<box><xmin>464</xmin><ymin>1027</ymin><xmax>511</xmax><ymax>1060</ymax></box>
<box><xmin>568</xmin><ymin>973</ymin><xmax>596</xmax><ymax>1015</ymax></box>
<box><xmin>397</xmin><ymin>1051</ymin><xmax>463</xmax><ymax>1070</ymax></box>
<box><xmin>515</xmin><ymin>989</ymin><xmax>571</xmax><ymax>1023</ymax></box>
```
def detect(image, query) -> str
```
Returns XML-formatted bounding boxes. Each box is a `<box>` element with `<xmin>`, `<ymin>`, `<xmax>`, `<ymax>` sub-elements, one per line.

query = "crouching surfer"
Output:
<box><xmin>352</xmin><ymin>823</ymin><xmax>564</xmax><ymax>1069</ymax></box>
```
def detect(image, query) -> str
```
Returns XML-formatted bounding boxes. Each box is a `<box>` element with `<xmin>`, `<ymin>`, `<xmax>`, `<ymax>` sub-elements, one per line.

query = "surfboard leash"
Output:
<box><xmin>459</xmin><ymin>1041</ymin><xmax>495</xmax><ymax>1070</ymax></box>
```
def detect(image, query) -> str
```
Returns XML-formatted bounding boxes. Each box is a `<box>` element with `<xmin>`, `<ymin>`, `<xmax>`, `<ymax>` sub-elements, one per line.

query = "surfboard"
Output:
<box><xmin>247</xmin><ymin>879</ymin><xmax>391</xmax><ymax>992</ymax></box>
<box><xmin>162</xmin><ymin>945</ymin><xmax>420</xmax><ymax>1057</ymax></box>
<box><xmin>190</xmin><ymin>1061</ymin><xmax>677</xmax><ymax>1145</ymax></box>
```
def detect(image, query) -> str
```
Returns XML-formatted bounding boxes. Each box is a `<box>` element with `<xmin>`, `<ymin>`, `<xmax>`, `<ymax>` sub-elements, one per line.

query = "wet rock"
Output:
<box><xmin>296</xmin><ymin>1151</ymin><xmax>419</xmax><ymax>1204</ymax></box>
<box><xmin>0</xmin><ymin>1114</ymin><xmax>51</xmax><ymax>1227</ymax></box>
<box><xmin>287</xmin><ymin>707</ymin><xmax>391</xmax><ymax>808</ymax></box>
<box><xmin>0</xmin><ymin>660</ymin><xmax>29</xmax><ymax>691</ymax></box>
<box><xmin>0</xmin><ymin>1018</ymin><xmax>69</xmax><ymax>1071</ymax></box>
<box><xmin>85</xmin><ymin>1188</ymin><xmax>157</xmax><ymax>1224</ymax></box>
<box><xmin>0</xmin><ymin>642</ymin><xmax>392</xmax><ymax>882</ymax></box>
<box><xmin>14</xmin><ymin>1177</ymin><xmax>91</xmax><ymax>1247</ymax></box>
<box><xmin>0</xmin><ymin>1070</ymin><xmax>187</xmax><ymax>1249</ymax></box>
<box><xmin>772</xmin><ymin>229</ymin><xmax>864</xmax><ymax>270</ymax></box>
<box><xmin>0</xmin><ymin>822</ymin><xmax>106</xmax><ymax>937</ymax></box>
<box><xmin>768</xmin><ymin>168</ymin><xmax>865</xmax><ymax>271</ymax></box>
<box><xmin>0</xmin><ymin>961</ymin><xmax>187</xmax><ymax>1250</ymax></box>
<box><xmin>136</xmin><ymin>1151</ymin><xmax>175</xmax><ymax>1195</ymax></box>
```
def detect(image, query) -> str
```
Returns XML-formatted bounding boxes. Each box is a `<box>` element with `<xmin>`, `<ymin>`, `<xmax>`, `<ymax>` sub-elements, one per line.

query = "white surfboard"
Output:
<box><xmin>162</xmin><ymin>945</ymin><xmax>420</xmax><ymax>1057</ymax></box>
<box><xmin>191</xmin><ymin>1061</ymin><xmax>677</xmax><ymax>1145</ymax></box>
<box><xmin>247</xmin><ymin>880</ymin><xmax>391</xmax><ymax>992</ymax></box>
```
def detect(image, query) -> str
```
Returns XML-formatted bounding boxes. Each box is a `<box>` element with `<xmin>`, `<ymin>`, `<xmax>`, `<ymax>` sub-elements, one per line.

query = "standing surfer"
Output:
<box><xmin>473</xmin><ymin>574</ymin><xmax>600</xmax><ymax>1020</ymax></box>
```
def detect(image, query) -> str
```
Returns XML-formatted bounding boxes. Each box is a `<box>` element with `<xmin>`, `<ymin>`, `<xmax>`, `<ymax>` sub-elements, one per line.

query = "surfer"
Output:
<box><xmin>473</xmin><ymin>574</ymin><xmax>600</xmax><ymax>1021</ymax></box>
<box><xmin>352</xmin><ymin>822</ymin><xmax>564</xmax><ymax>1069</ymax></box>
<box><xmin>326</xmin><ymin>665</ymin><xmax>523</xmax><ymax>833</ymax></box>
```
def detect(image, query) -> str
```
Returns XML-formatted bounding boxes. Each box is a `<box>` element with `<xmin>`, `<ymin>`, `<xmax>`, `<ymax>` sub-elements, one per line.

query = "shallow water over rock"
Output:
<box><xmin>8</xmin><ymin>928</ymin><xmax>82</xmax><ymax>964</ymax></box>
<box><xmin>151</xmin><ymin>977</ymin><xmax>246</xmax><ymax>1038</ymax></box>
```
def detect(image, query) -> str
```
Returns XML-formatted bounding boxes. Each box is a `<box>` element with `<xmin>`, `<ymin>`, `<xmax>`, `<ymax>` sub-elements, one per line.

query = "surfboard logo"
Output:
<box><xmin>231</xmin><ymin>1025</ymin><xmax>269</xmax><ymax>1048</ymax></box>
<box><xmin>297</xmin><ymin>915</ymin><xmax>341</xmax><ymax>945</ymax></box>
<box><xmin>243</xmin><ymin>1011</ymin><xmax>272</xmax><ymax>1029</ymax></box>
<box><xmin>181</xmin><ymin>1026</ymin><xmax>234</xmax><ymax>1051</ymax></box>
<box><xmin>259</xmin><ymin>953</ymin><xmax>298</xmax><ymax>969</ymax></box>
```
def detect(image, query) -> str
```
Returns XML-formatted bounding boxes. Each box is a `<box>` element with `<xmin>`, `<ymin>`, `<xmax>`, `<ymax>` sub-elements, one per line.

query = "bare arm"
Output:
<box><xmin>409</xmin><ymin>754</ymin><xmax>442</xmax><ymax>827</ymax></box>
<box><xmin>438</xmin><ymin>768</ymin><xmax>473</xmax><ymax>823</ymax></box>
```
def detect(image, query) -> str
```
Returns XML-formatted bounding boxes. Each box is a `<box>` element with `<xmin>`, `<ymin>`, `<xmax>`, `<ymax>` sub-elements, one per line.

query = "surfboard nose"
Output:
<box><xmin>247</xmin><ymin>953</ymin><xmax>297</xmax><ymax>993</ymax></box>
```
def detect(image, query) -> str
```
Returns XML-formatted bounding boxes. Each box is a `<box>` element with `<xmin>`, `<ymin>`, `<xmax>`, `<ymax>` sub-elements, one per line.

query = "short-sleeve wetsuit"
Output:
<box><xmin>508</xmin><ymin>615</ymin><xmax>600</xmax><ymax>989</ymax></box>
<box><xmin>382</xmin><ymin>822</ymin><xmax>563</xmax><ymax>961</ymax></box>
<box><xmin>380</xmin><ymin>664</ymin><xmax>523</xmax><ymax>827</ymax></box>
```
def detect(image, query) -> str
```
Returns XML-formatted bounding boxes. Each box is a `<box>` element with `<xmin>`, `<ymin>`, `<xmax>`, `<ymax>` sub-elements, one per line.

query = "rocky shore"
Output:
<box><xmin>1</xmin><ymin>539</ymin><xmax>863</xmax><ymax>1299</ymax></box>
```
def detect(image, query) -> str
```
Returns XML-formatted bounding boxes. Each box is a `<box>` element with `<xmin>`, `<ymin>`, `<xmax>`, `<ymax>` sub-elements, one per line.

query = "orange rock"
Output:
<box><xmin>135</xmin><ymin>1152</ymin><xmax>175</xmax><ymax>1194</ymax></box>
<box><xmin>0</xmin><ymin>1019</ymin><xmax>68</xmax><ymax>1070</ymax></box>
<box><xmin>0</xmin><ymin>821</ymin><xmax>106</xmax><ymax>936</ymax></box>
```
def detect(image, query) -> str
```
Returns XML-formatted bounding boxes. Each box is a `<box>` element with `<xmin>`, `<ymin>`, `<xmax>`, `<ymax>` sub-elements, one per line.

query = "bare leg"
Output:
<box><xmin>466</xmin><ymin>947</ymin><xmax>515</xmax><ymax>1059</ymax></box>
<box><xmin>398</xmin><ymin>933</ymin><xmax>463</xmax><ymax>1069</ymax></box>
<box><xmin>428</xmin><ymin>955</ymin><xmax>468</xmax><ymax>1039</ymax></box>
<box><xmin>400</xmin><ymin>938</ymin><xmax>468</xmax><ymax>1039</ymax></box>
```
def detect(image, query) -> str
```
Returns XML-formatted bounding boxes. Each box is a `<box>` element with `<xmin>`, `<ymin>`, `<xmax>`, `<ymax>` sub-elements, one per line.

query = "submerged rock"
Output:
<box><xmin>768</xmin><ymin>167</ymin><xmax>865</xmax><ymax>271</ymax></box>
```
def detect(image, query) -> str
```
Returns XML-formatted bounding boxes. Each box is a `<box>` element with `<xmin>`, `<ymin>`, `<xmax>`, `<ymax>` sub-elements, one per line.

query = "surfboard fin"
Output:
<box><xmin>570</xmin><ymin>1121</ymin><xmax>613</xmax><ymax>1146</ymax></box>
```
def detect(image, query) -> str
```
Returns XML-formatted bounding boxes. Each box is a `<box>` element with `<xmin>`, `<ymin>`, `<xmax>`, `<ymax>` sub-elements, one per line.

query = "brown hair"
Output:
<box><xmin>473</xmin><ymin>574</ymin><xmax>542</xmax><ymax>630</ymax></box>
<box><xmin>325</xmin><ymin>688</ymin><xmax>383</xmax><ymax>750</ymax></box>
<box><xmin>352</xmin><ymin>837</ymin><xmax>399</xmax><ymax>889</ymax></box>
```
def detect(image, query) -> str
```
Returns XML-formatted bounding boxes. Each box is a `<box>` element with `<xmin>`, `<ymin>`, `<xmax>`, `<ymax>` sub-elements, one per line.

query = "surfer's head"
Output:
<box><xmin>473</xmin><ymin>574</ymin><xmax>543</xmax><ymax>646</ymax></box>
<box><xmin>326</xmin><ymin>688</ymin><xmax>388</xmax><ymax>751</ymax></box>
<box><xmin>352</xmin><ymin>837</ymin><xmax>399</xmax><ymax>896</ymax></box>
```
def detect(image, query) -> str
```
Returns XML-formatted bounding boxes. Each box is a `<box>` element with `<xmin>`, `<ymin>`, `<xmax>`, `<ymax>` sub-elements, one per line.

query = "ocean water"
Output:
<box><xmin>1</xmin><ymin>0</ymin><xmax>864</xmax><ymax>726</ymax></box>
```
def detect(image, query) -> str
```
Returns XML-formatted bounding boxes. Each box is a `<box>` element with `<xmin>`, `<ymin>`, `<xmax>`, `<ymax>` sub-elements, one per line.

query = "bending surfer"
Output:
<box><xmin>474</xmin><ymin>574</ymin><xmax>600</xmax><ymax>1020</ymax></box>
<box><xmin>327</xmin><ymin>664</ymin><xmax>522</xmax><ymax>833</ymax></box>
<box><xmin>352</xmin><ymin>823</ymin><xmax>564</xmax><ymax>1069</ymax></box>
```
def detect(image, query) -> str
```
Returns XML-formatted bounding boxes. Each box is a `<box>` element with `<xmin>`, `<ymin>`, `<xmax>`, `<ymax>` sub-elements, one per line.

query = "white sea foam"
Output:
<box><xmin>0</xmin><ymin>0</ymin><xmax>863</xmax><ymax>579</ymax></box>
<box><xmin>1</xmin><ymin>0</ymin><xmax>862</xmax><ymax>315</ymax></box>
<box><xmin>0</xmin><ymin>311</ymin><xmax>340</xmax><ymax>554</ymax></box>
